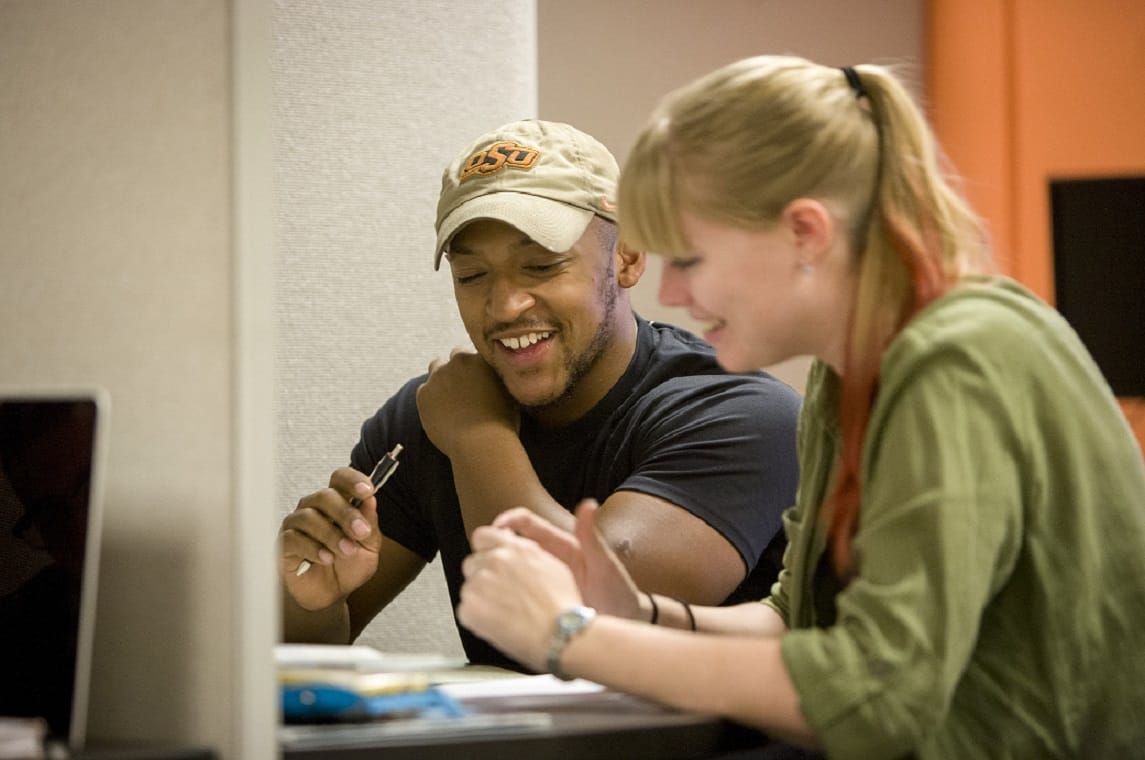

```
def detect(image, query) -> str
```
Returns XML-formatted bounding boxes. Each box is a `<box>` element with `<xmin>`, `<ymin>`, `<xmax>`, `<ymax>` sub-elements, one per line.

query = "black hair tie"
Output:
<box><xmin>841</xmin><ymin>66</ymin><xmax>868</xmax><ymax>99</ymax></box>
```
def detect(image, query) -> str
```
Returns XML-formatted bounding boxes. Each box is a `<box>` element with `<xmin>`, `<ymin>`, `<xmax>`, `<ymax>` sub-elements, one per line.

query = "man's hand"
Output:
<box><xmin>278</xmin><ymin>467</ymin><xmax>384</xmax><ymax>611</ymax></box>
<box><xmin>416</xmin><ymin>347</ymin><xmax>519</xmax><ymax>457</ymax></box>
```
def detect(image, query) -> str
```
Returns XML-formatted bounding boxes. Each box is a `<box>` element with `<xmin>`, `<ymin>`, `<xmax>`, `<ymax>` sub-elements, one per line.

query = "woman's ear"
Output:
<box><xmin>781</xmin><ymin>198</ymin><xmax>836</xmax><ymax>268</ymax></box>
<box><xmin>615</xmin><ymin>242</ymin><xmax>646</xmax><ymax>289</ymax></box>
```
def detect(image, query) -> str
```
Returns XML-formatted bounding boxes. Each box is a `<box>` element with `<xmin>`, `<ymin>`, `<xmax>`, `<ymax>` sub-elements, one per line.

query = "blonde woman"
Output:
<box><xmin>456</xmin><ymin>56</ymin><xmax>1145</xmax><ymax>758</ymax></box>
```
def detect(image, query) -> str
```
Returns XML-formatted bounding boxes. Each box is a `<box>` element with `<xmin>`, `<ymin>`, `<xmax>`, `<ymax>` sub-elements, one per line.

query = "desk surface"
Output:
<box><xmin>280</xmin><ymin>687</ymin><xmax>768</xmax><ymax>760</ymax></box>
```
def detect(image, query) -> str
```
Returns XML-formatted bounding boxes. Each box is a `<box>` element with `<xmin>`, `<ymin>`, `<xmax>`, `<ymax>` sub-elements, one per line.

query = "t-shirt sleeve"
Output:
<box><xmin>618</xmin><ymin>374</ymin><xmax>801</xmax><ymax>569</ymax></box>
<box><xmin>780</xmin><ymin>348</ymin><xmax>1024</xmax><ymax>759</ymax></box>
<box><xmin>351</xmin><ymin>375</ymin><xmax>438</xmax><ymax>562</ymax></box>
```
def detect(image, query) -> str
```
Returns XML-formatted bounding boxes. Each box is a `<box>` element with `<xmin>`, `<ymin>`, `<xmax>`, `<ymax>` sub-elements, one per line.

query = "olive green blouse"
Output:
<box><xmin>767</xmin><ymin>277</ymin><xmax>1145</xmax><ymax>759</ymax></box>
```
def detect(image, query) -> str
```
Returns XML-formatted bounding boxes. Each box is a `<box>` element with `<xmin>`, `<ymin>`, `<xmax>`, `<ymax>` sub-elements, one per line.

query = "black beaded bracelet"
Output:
<box><xmin>673</xmin><ymin>597</ymin><xmax>696</xmax><ymax>631</ymax></box>
<box><xmin>645</xmin><ymin>592</ymin><xmax>659</xmax><ymax>625</ymax></box>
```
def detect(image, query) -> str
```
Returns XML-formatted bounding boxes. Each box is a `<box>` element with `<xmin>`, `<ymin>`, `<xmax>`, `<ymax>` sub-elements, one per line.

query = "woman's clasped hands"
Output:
<box><xmin>457</xmin><ymin>499</ymin><xmax>642</xmax><ymax>672</ymax></box>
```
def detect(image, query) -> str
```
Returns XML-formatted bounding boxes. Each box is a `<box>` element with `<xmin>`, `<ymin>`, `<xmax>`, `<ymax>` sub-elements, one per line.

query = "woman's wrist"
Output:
<box><xmin>673</xmin><ymin>596</ymin><xmax>696</xmax><ymax>631</ymax></box>
<box><xmin>643</xmin><ymin>592</ymin><xmax>697</xmax><ymax>631</ymax></box>
<box><xmin>644</xmin><ymin>591</ymin><xmax>659</xmax><ymax>624</ymax></box>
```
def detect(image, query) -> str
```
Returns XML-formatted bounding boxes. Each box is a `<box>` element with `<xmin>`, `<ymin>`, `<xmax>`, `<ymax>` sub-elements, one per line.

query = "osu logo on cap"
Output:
<box><xmin>460</xmin><ymin>141</ymin><xmax>541</xmax><ymax>181</ymax></box>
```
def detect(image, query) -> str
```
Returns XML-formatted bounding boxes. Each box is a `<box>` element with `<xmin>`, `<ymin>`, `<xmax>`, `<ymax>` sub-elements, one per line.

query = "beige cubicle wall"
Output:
<box><xmin>1</xmin><ymin>0</ymin><xmax>534</xmax><ymax>757</ymax></box>
<box><xmin>272</xmin><ymin>0</ymin><xmax>538</xmax><ymax>660</ymax></box>
<box><xmin>0</xmin><ymin>1</ymin><xmax>275</xmax><ymax>757</ymax></box>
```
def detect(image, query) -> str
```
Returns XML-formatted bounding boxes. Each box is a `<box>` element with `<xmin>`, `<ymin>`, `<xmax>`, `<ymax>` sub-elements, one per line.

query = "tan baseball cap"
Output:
<box><xmin>433</xmin><ymin>119</ymin><xmax>619</xmax><ymax>269</ymax></box>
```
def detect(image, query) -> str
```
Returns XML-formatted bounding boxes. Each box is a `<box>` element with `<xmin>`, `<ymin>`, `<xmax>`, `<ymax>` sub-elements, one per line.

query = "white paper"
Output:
<box><xmin>274</xmin><ymin>643</ymin><xmax>466</xmax><ymax>673</ymax></box>
<box><xmin>438</xmin><ymin>673</ymin><xmax>606</xmax><ymax>701</ymax></box>
<box><xmin>0</xmin><ymin>717</ymin><xmax>46</xmax><ymax>759</ymax></box>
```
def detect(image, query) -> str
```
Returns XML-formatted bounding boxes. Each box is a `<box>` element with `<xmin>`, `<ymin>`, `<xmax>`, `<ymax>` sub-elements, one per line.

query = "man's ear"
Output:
<box><xmin>782</xmin><ymin>198</ymin><xmax>836</xmax><ymax>268</ymax></box>
<box><xmin>615</xmin><ymin>242</ymin><xmax>646</xmax><ymax>289</ymax></box>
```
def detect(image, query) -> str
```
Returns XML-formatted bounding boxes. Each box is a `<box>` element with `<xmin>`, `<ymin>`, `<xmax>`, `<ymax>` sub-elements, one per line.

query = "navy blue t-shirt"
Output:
<box><xmin>352</xmin><ymin>316</ymin><xmax>801</xmax><ymax>669</ymax></box>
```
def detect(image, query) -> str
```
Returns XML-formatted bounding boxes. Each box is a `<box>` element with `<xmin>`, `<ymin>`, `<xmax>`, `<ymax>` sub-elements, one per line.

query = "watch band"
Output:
<box><xmin>546</xmin><ymin>606</ymin><xmax>597</xmax><ymax>681</ymax></box>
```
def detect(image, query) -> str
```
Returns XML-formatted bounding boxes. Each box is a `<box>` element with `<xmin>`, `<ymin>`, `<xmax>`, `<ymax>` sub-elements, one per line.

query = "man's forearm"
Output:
<box><xmin>447</xmin><ymin>424</ymin><xmax>575</xmax><ymax>538</ymax></box>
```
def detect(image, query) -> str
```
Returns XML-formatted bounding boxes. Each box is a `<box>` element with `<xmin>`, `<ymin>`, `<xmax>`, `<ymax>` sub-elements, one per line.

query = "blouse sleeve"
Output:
<box><xmin>779</xmin><ymin>346</ymin><xmax>1025</xmax><ymax>759</ymax></box>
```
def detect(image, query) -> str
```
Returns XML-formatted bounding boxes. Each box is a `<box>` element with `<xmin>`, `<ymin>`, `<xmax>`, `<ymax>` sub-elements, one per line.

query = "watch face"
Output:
<box><xmin>558</xmin><ymin>611</ymin><xmax>580</xmax><ymax>632</ymax></box>
<box><xmin>558</xmin><ymin>607</ymin><xmax>594</xmax><ymax>635</ymax></box>
<box><xmin>548</xmin><ymin>607</ymin><xmax>596</xmax><ymax>681</ymax></box>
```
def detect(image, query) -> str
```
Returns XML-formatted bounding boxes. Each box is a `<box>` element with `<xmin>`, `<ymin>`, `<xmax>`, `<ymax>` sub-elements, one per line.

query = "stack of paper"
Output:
<box><xmin>275</xmin><ymin>643</ymin><xmax>466</xmax><ymax>673</ymax></box>
<box><xmin>276</xmin><ymin>644</ymin><xmax>468</xmax><ymax>723</ymax></box>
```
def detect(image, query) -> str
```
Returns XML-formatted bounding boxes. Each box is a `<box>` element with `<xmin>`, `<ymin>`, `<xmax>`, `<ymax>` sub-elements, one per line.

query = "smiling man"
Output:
<box><xmin>278</xmin><ymin>120</ymin><xmax>802</xmax><ymax>670</ymax></box>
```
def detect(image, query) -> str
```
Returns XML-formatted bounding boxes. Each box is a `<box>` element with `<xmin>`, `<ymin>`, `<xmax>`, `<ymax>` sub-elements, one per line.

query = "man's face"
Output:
<box><xmin>445</xmin><ymin>218</ymin><xmax>628</xmax><ymax>420</ymax></box>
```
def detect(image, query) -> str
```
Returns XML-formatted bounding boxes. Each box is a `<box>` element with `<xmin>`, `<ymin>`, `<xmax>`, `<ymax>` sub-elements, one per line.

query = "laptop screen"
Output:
<box><xmin>0</xmin><ymin>390</ymin><xmax>108</xmax><ymax>750</ymax></box>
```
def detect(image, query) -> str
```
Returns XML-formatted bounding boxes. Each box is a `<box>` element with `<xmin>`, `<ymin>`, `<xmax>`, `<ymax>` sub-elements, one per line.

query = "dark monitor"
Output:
<box><xmin>0</xmin><ymin>389</ymin><xmax>108</xmax><ymax>752</ymax></box>
<box><xmin>1049</xmin><ymin>176</ymin><xmax>1145</xmax><ymax>397</ymax></box>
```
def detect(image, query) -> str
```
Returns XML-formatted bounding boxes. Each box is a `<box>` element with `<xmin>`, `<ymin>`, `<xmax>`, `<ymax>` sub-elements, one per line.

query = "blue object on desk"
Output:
<box><xmin>281</xmin><ymin>683</ymin><xmax>468</xmax><ymax>724</ymax></box>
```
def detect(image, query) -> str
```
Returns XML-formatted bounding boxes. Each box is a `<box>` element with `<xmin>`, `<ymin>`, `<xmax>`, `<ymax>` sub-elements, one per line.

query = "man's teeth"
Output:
<box><xmin>499</xmin><ymin>331</ymin><xmax>551</xmax><ymax>350</ymax></box>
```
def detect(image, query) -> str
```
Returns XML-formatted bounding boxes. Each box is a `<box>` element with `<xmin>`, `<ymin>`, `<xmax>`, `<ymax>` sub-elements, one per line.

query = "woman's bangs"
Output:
<box><xmin>619</xmin><ymin>132</ymin><xmax>692</xmax><ymax>258</ymax></box>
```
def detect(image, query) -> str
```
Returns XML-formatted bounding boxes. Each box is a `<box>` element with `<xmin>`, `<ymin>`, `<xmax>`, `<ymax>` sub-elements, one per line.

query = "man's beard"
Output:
<box><xmin>520</xmin><ymin>277</ymin><xmax>620</xmax><ymax>416</ymax></box>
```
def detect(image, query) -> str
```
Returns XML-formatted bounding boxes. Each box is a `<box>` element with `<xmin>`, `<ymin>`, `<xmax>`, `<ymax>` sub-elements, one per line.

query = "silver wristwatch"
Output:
<box><xmin>546</xmin><ymin>606</ymin><xmax>597</xmax><ymax>681</ymax></box>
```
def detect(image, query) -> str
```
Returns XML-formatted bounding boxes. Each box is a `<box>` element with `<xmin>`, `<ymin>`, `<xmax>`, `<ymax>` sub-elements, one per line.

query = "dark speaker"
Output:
<box><xmin>1049</xmin><ymin>176</ymin><xmax>1145</xmax><ymax>397</ymax></box>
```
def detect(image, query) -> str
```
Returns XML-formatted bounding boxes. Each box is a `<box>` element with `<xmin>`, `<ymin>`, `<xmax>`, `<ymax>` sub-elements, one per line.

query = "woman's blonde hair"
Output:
<box><xmin>620</xmin><ymin>55</ymin><xmax>994</xmax><ymax>576</ymax></box>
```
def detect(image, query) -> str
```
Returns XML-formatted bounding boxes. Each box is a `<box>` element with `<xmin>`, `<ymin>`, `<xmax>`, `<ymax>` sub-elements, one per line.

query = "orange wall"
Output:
<box><xmin>925</xmin><ymin>0</ymin><xmax>1145</xmax><ymax>454</ymax></box>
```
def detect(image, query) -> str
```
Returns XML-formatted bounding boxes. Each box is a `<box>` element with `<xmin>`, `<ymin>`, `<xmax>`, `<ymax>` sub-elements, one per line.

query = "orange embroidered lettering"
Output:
<box><xmin>459</xmin><ymin>141</ymin><xmax>540</xmax><ymax>181</ymax></box>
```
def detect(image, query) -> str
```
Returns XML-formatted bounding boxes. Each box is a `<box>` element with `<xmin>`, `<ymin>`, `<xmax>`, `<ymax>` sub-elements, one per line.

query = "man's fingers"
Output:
<box><xmin>448</xmin><ymin>345</ymin><xmax>476</xmax><ymax>359</ymax></box>
<box><xmin>279</xmin><ymin>526</ymin><xmax>336</xmax><ymax>569</ymax></box>
<box><xmin>329</xmin><ymin>466</ymin><xmax>375</xmax><ymax>497</ymax></box>
<box><xmin>428</xmin><ymin>345</ymin><xmax>476</xmax><ymax>375</ymax></box>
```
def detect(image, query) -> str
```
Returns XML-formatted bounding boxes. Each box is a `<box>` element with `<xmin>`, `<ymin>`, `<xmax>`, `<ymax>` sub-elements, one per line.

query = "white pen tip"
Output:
<box><xmin>295</xmin><ymin>559</ymin><xmax>312</xmax><ymax>576</ymax></box>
